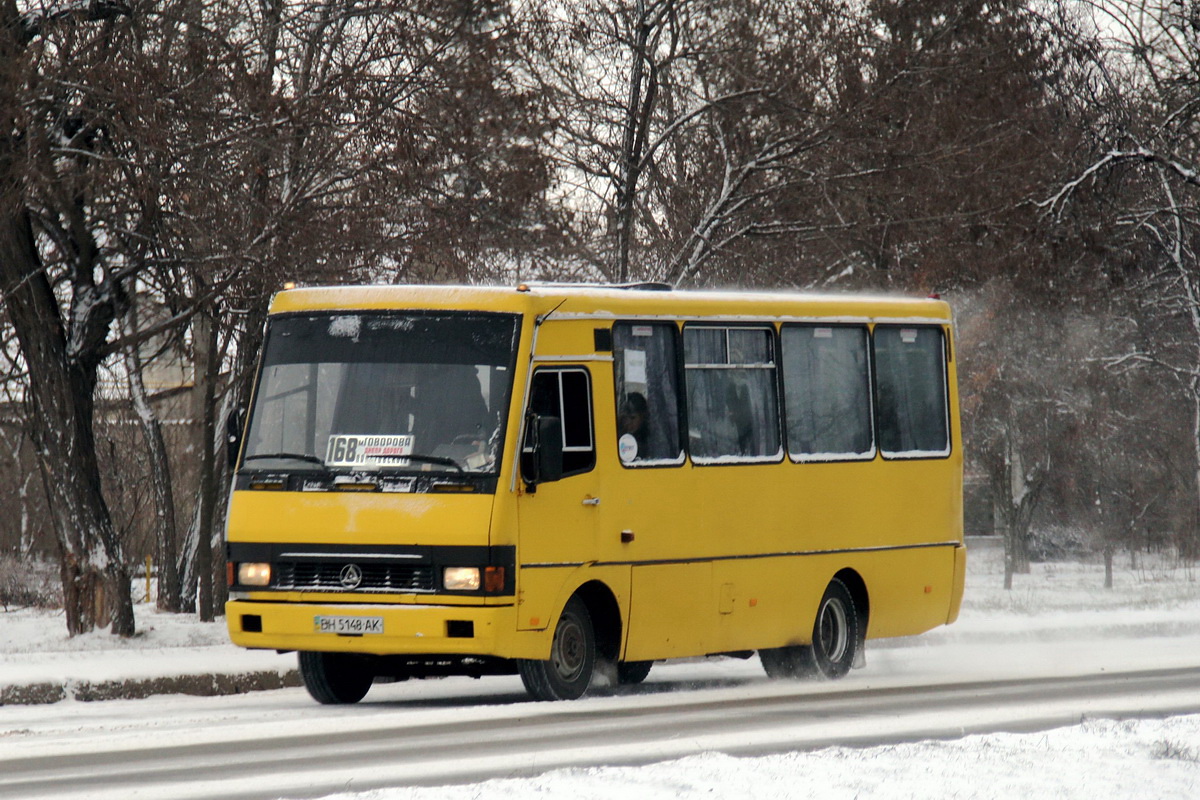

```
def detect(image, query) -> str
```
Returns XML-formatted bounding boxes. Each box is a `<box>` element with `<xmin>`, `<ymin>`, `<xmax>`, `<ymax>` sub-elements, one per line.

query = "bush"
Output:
<box><xmin>0</xmin><ymin>555</ymin><xmax>62</xmax><ymax>609</ymax></box>
<box><xmin>1029</xmin><ymin>525</ymin><xmax>1091</xmax><ymax>562</ymax></box>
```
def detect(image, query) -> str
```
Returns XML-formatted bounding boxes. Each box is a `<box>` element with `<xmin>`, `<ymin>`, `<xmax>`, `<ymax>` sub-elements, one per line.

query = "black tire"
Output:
<box><xmin>759</xmin><ymin>578</ymin><xmax>859</xmax><ymax>681</ymax></box>
<box><xmin>298</xmin><ymin>651</ymin><xmax>374</xmax><ymax>704</ymax></box>
<box><xmin>808</xmin><ymin>578</ymin><xmax>858</xmax><ymax>679</ymax></box>
<box><xmin>517</xmin><ymin>596</ymin><xmax>596</xmax><ymax>701</ymax></box>
<box><xmin>617</xmin><ymin>660</ymin><xmax>653</xmax><ymax>685</ymax></box>
<box><xmin>758</xmin><ymin>644</ymin><xmax>816</xmax><ymax>679</ymax></box>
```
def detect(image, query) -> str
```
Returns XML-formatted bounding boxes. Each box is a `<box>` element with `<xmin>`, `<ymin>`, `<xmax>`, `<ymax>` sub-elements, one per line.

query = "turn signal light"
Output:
<box><xmin>483</xmin><ymin>566</ymin><xmax>505</xmax><ymax>593</ymax></box>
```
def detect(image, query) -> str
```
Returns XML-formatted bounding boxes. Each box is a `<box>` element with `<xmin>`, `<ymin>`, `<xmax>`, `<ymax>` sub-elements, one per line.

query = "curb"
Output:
<box><xmin>0</xmin><ymin>669</ymin><xmax>301</xmax><ymax>706</ymax></box>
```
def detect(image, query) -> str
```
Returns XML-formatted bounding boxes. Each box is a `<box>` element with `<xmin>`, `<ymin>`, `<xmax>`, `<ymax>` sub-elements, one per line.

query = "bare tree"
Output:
<box><xmin>2</xmin><ymin>0</ymin><xmax>556</xmax><ymax>632</ymax></box>
<box><xmin>1040</xmin><ymin>0</ymin><xmax>1200</xmax><ymax>558</ymax></box>
<box><xmin>522</xmin><ymin>0</ymin><xmax>856</xmax><ymax>281</ymax></box>
<box><xmin>957</xmin><ymin>283</ymin><xmax>1057</xmax><ymax>586</ymax></box>
<box><xmin>121</xmin><ymin>295</ymin><xmax>182</xmax><ymax>610</ymax></box>
<box><xmin>523</xmin><ymin>0</ymin><xmax>1085</xmax><ymax>293</ymax></box>
<box><xmin>524</xmin><ymin>0</ymin><xmax>696</xmax><ymax>279</ymax></box>
<box><xmin>1</xmin><ymin>0</ymin><xmax>142</xmax><ymax>634</ymax></box>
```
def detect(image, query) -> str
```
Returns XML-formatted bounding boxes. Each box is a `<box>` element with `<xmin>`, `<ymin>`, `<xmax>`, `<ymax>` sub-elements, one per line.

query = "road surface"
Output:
<box><xmin>3</xmin><ymin>639</ymin><xmax>1199</xmax><ymax>800</ymax></box>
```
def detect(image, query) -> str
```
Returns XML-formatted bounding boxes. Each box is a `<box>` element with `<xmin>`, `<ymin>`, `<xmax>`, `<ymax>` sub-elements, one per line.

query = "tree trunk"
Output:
<box><xmin>614</xmin><ymin>0</ymin><xmax>656</xmax><ymax>282</ymax></box>
<box><xmin>0</xmin><ymin>430</ymin><xmax>36</xmax><ymax>555</ymax></box>
<box><xmin>178</xmin><ymin>501</ymin><xmax>201</xmax><ymax>611</ymax></box>
<box><xmin>1154</xmin><ymin>168</ymin><xmax>1200</xmax><ymax>567</ymax></box>
<box><xmin>995</xmin><ymin>422</ymin><xmax>1045</xmax><ymax>589</ymax></box>
<box><xmin>1002</xmin><ymin>501</ymin><xmax>1035</xmax><ymax>587</ymax></box>
<box><xmin>206</xmin><ymin>302</ymin><xmax>268</xmax><ymax>616</ymax></box>
<box><xmin>123</xmin><ymin>304</ymin><xmax>183</xmax><ymax>611</ymax></box>
<box><xmin>2</xmin><ymin>0</ymin><xmax>136</xmax><ymax>636</ymax></box>
<box><xmin>193</xmin><ymin>306</ymin><xmax>218</xmax><ymax>621</ymax></box>
<box><xmin>1003</xmin><ymin>540</ymin><xmax>1015</xmax><ymax>590</ymax></box>
<box><xmin>0</xmin><ymin>210</ymin><xmax>134</xmax><ymax>635</ymax></box>
<box><xmin>1191</xmin><ymin>374</ymin><xmax>1200</xmax><ymax>561</ymax></box>
<box><xmin>207</xmin><ymin>331</ymin><xmax>243</xmax><ymax>619</ymax></box>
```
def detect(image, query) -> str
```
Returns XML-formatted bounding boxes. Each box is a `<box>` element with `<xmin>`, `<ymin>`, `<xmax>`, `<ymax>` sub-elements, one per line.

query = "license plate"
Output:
<box><xmin>314</xmin><ymin>615</ymin><xmax>383</xmax><ymax>635</ymax></box>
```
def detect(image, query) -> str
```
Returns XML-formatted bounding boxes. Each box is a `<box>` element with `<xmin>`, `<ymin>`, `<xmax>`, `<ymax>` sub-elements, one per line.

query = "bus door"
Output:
<box><xmin>515</xmin><ymin>365</ymin><xmax>601</xmax><ymax>631</ymax></box>
<box><xmin>607</xmin><ymin>320</ymin><xmax>714</xmax><ymax>661</ymax></box>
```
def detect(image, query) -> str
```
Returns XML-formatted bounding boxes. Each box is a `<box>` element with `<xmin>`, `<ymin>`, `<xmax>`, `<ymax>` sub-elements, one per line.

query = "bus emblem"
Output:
<box><xmin>339</xmin><ymin>564</ymin><xmax>363</xmax><ymax>590</ymax></box>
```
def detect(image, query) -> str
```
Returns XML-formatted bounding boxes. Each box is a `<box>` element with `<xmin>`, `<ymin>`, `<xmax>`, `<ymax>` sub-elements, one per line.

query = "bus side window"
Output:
<box><xmin>613</xmin><ymin>323</ymin><xmax>684</xmax><ymax>466</ymax></box>
<box><xmin>524</xmin><ymin>368</ymin><xmax>596</xmax><ymax>477</ymax></box>
<box><xmin>781</xmin><ymin>325</ymin><xmax>874</xmax><ymax>461</ymax></box>
<box><xmin>683</xmin><ymin>325</ymin><xmax>781</xmax><ymax>463</ymax></box>
<box><xmin>873</xmin><ymin>326</ymin><xmax>950</xmax><ymax>458</ymax></box>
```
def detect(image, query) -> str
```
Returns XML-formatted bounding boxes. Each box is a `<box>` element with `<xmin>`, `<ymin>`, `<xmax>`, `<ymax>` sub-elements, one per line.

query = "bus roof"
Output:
<box><xmin>268</xmin><ymin>284</ymin><xmax>952</xmax><ymax>324</ymax></box>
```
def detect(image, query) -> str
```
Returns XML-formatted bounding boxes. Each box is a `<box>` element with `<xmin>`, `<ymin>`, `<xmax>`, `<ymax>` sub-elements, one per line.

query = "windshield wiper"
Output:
<box><xmin>243</xmin><ymin>453</ymin><xmax>326</xmax><ymax>467</ymax></box>
<box><xmin>399</xmin><ymin>454</ymin><xmax>464</xmax><ymax>472</ymax></box>
<box><xmin>364</xmin><ymin>453</ymin><xmax>463</xmax><ymax>472</ymax></box>
<box><xmin>244</xmin><ymin>452</ymin><xmax>464</xmax><ymax>473</ymax></box>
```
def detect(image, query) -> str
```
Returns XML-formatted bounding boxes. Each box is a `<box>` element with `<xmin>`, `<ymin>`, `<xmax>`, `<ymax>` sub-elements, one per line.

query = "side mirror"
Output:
<box><xmin>226</xmin><ymin>406</ymin><xmax>246</xmax><ymax>470</ymax></box>
<box><xmin>522</xmin><ymin>414</ymin><xmax>564</xmax><ymax>489</ymax></box>
<box><xmin>537</xmin><ymin>415</ymin><xmax>565</xmax><ymax>484</ymax></box>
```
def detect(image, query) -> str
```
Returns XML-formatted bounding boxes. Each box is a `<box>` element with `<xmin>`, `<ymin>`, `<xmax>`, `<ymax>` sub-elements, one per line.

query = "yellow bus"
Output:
<box><xmin>225</xmin><ymin>283</ymin><xmax>965</xmax><ymax>703</ymax></box>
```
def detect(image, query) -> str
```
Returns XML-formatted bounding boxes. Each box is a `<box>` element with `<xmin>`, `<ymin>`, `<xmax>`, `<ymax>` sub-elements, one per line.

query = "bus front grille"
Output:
<box><xmin>274</xmin><ymin>561</ymin><xmax>435</xmax><ymax>593</ymax></box>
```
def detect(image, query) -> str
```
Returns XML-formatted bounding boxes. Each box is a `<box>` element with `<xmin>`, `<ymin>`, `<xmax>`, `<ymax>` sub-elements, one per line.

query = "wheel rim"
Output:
<box><xmin>816</xmin><ymin>597</ymin><xmax>849</xmax><ymax>664</ymax></box>
<box><xmin>551</xmin><ymin>614</ymin><xmax>586</xmax><ymax>682</ymax></box>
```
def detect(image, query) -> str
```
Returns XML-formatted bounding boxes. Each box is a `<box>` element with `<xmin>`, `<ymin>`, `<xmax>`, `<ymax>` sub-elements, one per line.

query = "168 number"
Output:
<box><xmin>327</xmin><ymin>436</ymin><xmax>358</xmax><ymax>463</ymax></box>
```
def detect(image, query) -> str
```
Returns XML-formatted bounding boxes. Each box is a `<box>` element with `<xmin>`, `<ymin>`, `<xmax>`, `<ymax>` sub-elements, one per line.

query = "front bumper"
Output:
<box><xmin>226</xmin><ymin>599</ymin><xmax>520</xmax><ymax>657</ymax></box>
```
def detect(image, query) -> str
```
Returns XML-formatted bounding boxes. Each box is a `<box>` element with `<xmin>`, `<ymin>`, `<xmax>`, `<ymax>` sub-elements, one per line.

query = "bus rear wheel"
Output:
<box><xmin>517</xmin><ymin>596</ymin><xmax>596</xmax><ymax>701</ymax></box>
<box><xmin>299</xmin><ymin>651</ymin><xmax>374</xmax><ymax>704</ymax></box>
<box><xmin>759</xmin><ymin>644</ymin><xmax>815</xmax><ymax>679</ymax></box>
<box><xmin>809</xmin><ymin>578</ymin><xmax>859</xmax><ymax>679</ymax></box>
<box><xmin>760</xmin><ymin>578</ymin><xmax>859</xmax><ymax>681</ymax></box>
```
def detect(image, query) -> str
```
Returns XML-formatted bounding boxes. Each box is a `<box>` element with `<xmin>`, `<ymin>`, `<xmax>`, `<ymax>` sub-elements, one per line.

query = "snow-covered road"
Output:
<box><xmin>2</xmin><ymin>542</ymin><xmax>1199</xmax><ymax>799</ymax></box>
<box><xmin>3</xmin><ymin>632</ymin><xmax>1200</xmax><ymax>800</ymax></box>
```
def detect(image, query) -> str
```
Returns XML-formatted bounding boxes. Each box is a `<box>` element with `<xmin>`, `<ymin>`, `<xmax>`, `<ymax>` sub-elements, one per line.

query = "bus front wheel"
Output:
<box><xmin>517</xmin><ymin>596</ymin><xmax>596</xmax><ymax>700</ymax></box>
<box><xmin>299</xmin><ymin>651</ymin><xmax>374</xmax><ymax>704</ymax></box>
<box><xmin>760</xmin><ymin>578</ymin><xmax>859</xmax><ymax>681</ymax></box>
<box><xmin>617</xmin><ymin>660</ymin><xmax>653</xmax><ymax>685</ymax></box>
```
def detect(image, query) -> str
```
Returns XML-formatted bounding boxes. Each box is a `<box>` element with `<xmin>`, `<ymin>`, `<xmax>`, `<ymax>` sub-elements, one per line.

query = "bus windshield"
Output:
<box><xmin>241</xmin><ymin>311</ymin><xmax>520</xmax><ymax>475</ymax></box>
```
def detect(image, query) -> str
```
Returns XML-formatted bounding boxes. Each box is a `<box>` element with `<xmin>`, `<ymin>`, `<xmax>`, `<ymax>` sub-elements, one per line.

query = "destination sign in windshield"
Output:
<box><xmin>325</xmin><ymin>434</ymin><xmax>414</xmax><ymax>467</ymax></box>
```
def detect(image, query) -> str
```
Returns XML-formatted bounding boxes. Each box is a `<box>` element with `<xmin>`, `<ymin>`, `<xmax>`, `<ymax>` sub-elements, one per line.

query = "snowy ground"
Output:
<box><xmin>313</xmin><ymin>716</ymin><xmax>1200</xmax><ymax>800</ymax></box>
<box><xmin>2</xmin><ymin>538</ymin><xmax>1200</xmax><ymax>799</ymax></box>
<box><xmin>324</xmin><ymin>541</ymin><xmax>1200</xmax><ymax>800</ymax></box>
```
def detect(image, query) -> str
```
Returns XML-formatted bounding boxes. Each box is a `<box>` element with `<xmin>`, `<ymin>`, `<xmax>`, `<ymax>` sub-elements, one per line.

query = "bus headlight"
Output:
<box><xmin>444</xmin><ymin>567</ymin><xmax>481</xmax><ymax>591</ymax></box>
<box><xmin>237</xmin><ymin>562</ymin><xmax>272</xmax><ymax>587</ymax></box>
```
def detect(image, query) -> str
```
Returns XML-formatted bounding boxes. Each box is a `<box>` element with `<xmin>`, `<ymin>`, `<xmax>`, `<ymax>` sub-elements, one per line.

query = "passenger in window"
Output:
<box><xmin>726</xmin><ymin>381</ymin><xmax>754</xmax><ymax>455</ymax></box>
<box><xmin>618</xmin><ymin>392</ymin><xmax>649</xmax><ymax>460</ymax></box>
<box><xmin>414</xmin><ymin>364</ymin><xmax>490</xmax><ymax>453</ymax></box>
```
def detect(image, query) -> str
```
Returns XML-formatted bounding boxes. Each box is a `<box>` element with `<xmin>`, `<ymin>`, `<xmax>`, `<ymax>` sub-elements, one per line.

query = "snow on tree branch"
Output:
<box><xmin>17</xmin><ymin>0</ymin><xmax>131</xmax><ymax>44</ymax></box>
<box><xmin>1039</xmin><ymin>147</ymin><xmax>1200</xmax><ymax>220</ymax></box>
